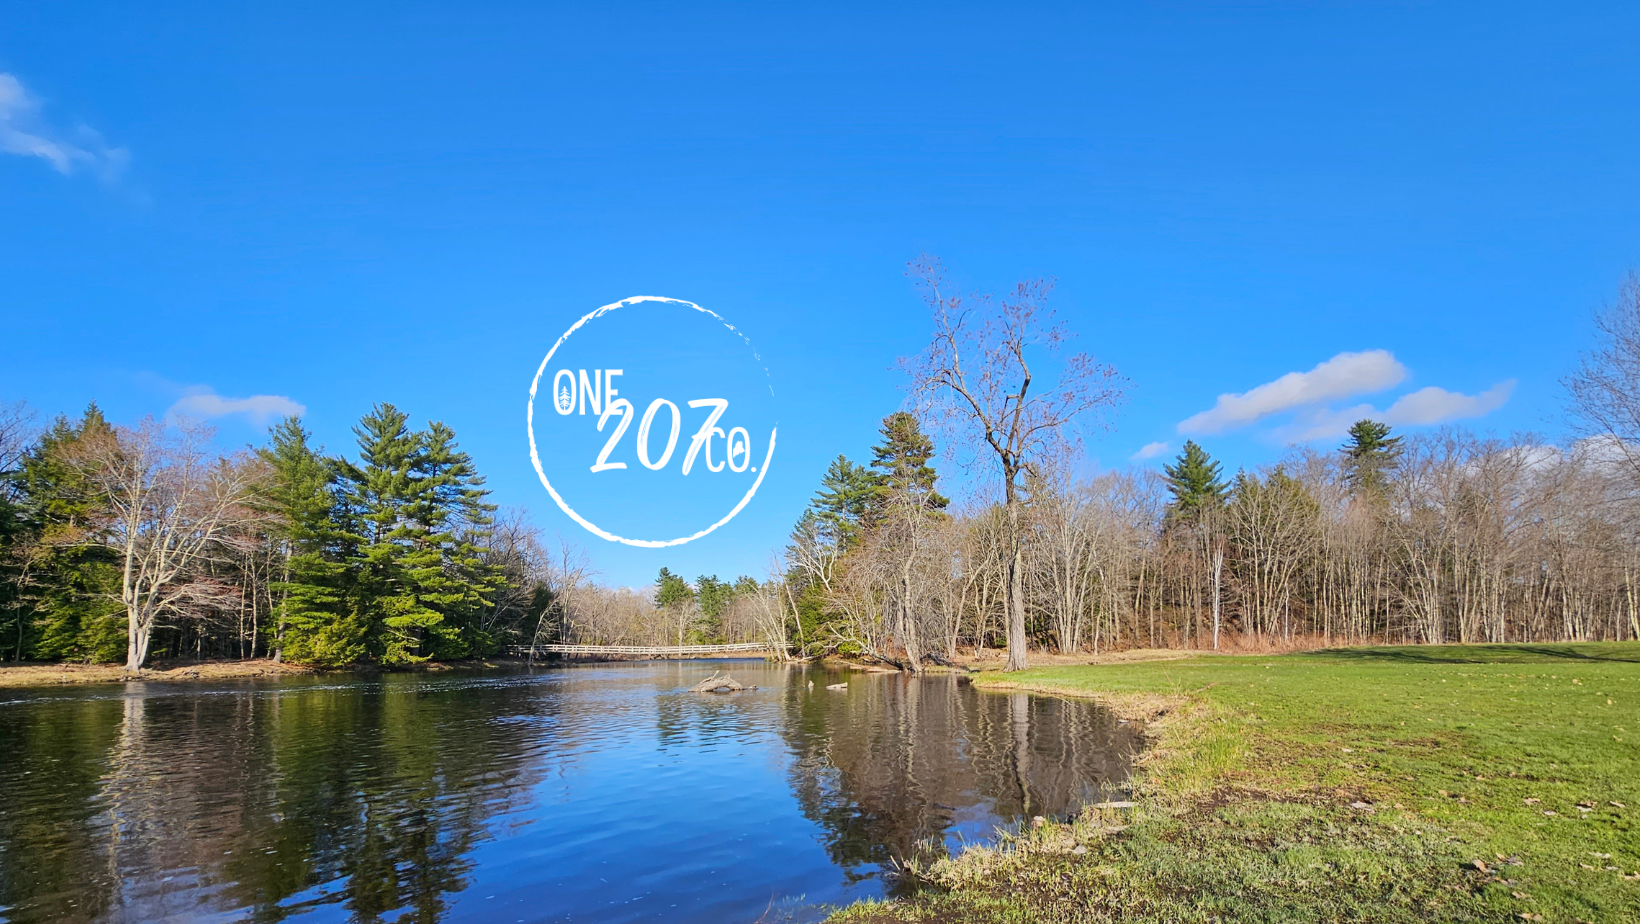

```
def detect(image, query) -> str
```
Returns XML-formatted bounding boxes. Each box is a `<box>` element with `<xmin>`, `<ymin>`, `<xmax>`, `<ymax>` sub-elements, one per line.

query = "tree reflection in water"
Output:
<box><xmin>777</xmin><ymin>671</ymin><xmax>1139</xmax><ymax>887</ymax></box>
<box><xmin>0</xmin><ymin>674</ymin><xmax>557</xmax><ymax>924</ymax></box>
<box><xmin>0</xmin><ymin>664</ymin><xmax>1136</xmax><ymax>923</ymax></box>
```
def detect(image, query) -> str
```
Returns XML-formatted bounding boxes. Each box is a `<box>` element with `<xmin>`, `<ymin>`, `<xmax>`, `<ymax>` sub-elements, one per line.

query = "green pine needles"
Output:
<box><xmin>1162</xmin><ymin>439</ymin><xmax>1228</xmax><ymax>520</ymax></box>
<box><xmin>261</xmin><ymin>405</ymin><xmax>504</xmax><ymax>667</ymax></box>
<box><xmin>1342</xmin><ymin>419</ymin><xmax>1403</xmax><ymax>497</ymax></box>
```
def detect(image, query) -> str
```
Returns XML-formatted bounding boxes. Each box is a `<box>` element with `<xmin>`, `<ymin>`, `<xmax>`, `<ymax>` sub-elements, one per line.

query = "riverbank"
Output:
<box><xmin>0</xmin><ymin>656</ymin><xmax>533</xmax><ymax>688</ymax></box>
<box><xmin>829</xmin><ymin>642</ymin><xmax>1640</xmax><ymax>924</ymax></box>
<box><xmin>0</xmin><ymin>658</ymin><xmax>324</xmax><ymax>687</ymax></box>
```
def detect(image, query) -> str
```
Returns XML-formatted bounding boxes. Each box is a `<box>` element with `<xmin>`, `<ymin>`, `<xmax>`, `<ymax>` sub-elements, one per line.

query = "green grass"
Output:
<box><xmin>827</xmin><ymin>642</ymin><xmax>1640</xmax><ymax>924</ymax></box>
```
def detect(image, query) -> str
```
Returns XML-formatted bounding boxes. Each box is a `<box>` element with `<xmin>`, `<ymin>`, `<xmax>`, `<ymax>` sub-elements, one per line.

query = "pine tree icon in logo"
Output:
<box><xmin>555</xmin><ymin>380</ymin><xmax>574</xmax><ymax>414</ymax></box>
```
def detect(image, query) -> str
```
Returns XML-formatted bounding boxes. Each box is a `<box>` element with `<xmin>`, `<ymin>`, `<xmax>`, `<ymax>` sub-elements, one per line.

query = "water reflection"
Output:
<box><xmin>778</xmin><ymin>673</ymin><xmax>1134</xmax><ymax>883</ymax></box>
<box><xmin>0</xmin><ymin>663</ymin><xmax>1136</xmax><ymax>924</ymax></box>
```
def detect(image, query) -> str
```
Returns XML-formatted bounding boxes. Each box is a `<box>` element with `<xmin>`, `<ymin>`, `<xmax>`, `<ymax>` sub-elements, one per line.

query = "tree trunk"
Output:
<box><xmin>125</xmin><ymin>608</ymin><xmax>151</xmax><ymax>671</ymax></box>
<box><xmin>1211</xmin><ymin>545</ymin><xmax>1224</xmax><ymax>651</ymax></box>
<box><xmin>900</xmin><ymin>594</ymin><xmax>923</xmax><ymax>672</ymax></box>
<box><xmin>1006</xmin><ymin>537</ymin><xmax>1028</xmax><ymax>672</ymax></box>
<box><xmin>1002</xmin><ymin>483</ymin><xmax>1030</xmax><ymax>672</ymax></box>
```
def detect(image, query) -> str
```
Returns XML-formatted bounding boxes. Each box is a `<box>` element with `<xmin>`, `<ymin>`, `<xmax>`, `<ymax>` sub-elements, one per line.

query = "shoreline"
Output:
<box><xmin>0</xmin><ymin>652</ymin><xmax>808</xmax><ymax>689</ymax></box>
<box><xmin>0</xmin><ymin>656</ymin><xmax>542</xmax><ymax>688</ymax></box>
<box><xmin>827</xmin><ymin>641</ymin><xmax>1640</xmax><ymax>924</ymax></box>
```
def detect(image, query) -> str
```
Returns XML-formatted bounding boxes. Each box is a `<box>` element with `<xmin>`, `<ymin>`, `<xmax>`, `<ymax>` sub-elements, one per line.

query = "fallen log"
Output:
<box><xmin>689</xmin><ymin>672</ymin><xmax>745</xmax><ymax>693</ymax></box>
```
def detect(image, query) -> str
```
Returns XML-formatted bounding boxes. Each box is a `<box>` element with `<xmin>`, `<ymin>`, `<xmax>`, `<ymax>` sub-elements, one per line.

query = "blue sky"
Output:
<box><xmin>3</xmin><ymin>3</ymin><xmax>1637</xmax><ymax>587</ymax></box>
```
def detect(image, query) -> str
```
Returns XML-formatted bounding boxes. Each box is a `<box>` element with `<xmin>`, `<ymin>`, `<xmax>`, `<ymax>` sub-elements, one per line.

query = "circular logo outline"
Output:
<box><xmin>527</xmin><ymin>295</ymin><xmax>778</xmax><ymax>548</ymax></box>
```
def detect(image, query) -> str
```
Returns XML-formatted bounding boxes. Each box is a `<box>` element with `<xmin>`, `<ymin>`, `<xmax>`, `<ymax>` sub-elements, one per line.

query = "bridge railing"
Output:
<box><xmin>505</xmin><ymin>642</ymin><xmax>773</xmax><ymax>659</ymax></box>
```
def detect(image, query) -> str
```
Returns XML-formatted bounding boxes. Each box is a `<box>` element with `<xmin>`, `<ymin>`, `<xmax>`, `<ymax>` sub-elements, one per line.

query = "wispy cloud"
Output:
<box><xmin>1178</xmin><ymin>349</ymin><xmax>1406</xmax><ymax>435</ymax></box>
<box><xmin>0</xmin><ymin>72</ymin><xmax>128</xmax><ymax>180</ymax></box>
<box><xmin>1276</xmin><ymin>381</ymin><xmax>1516</xmax><ymax>443</ymax></box>
<box><xmin>1130</xmin><ymin>440</ymin><xmax>1169</xmax><ymax>461</ymax></box>
<box><xmin>168</xmin><ymin>387</ymin><xmax>305</xmax><ymax>426</ymax></box>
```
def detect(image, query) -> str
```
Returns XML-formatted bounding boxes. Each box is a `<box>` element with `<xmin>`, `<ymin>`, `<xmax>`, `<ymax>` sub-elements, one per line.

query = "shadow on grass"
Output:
<box><xmin>1303</xmin><ymin>642</ymin><xmax>1640</xmax><ymax>665</ymax></box>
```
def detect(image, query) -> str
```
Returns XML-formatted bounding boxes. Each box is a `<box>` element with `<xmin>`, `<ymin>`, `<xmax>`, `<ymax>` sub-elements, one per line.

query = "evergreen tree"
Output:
<box><xmin>654</xmin><ymin>567</ymin><xmax>694</xmax><ymax>609</ymax></box>
<box><xmin>333</xmin><ymin>404</ymin><xmax>502</xmax><ymax>665</ymax></box>
<box><xmin>866</xmin><ymin>411</ymin><xmax>949</xmax><ymax>522</ymax></box>
<box><xmin>8</xmin><ymin>406</ymin><xmax>125</xmax><ymax>662</ymax></box>
<box><xmin>810</xmin><ymin>455</ymin><xmax>876</xmax><ymax>546</ymax></box>
<box><xmin>1162</xmin><ymin>440</ymin><xmax>1228</xmax><ymax>521</ymax></box>
<box><xmin>1341</xmin><ymin>419</ymin><xmax>1402</xmax><ymax>497</ymax></box>
<box><xmin>0</xmin><ymin>414</ymin><xmax>26</xmax><ymax>660</ymax></box>
<box><xmin>3</xmin><ymin>399</ymin><xmax>520</xmax><ymax>668</ymax></box>
<box><xmin>654</xmin><ymin>567</ymin><xmax>700</xmax><ymax>644</ymax></box>
<box><xmin>695</xmin><ymin>575</ymin><xmax>732</xmax><ymax>620</ymax></box>
<box><xmin>259</xmin><ymin>417</ymin><xmax>366</xmax><ymax>666</ymax></box>
<box><xmin>416</xmin><ymin>421</ymin><xmax>504</xmax><ymax>655</ymax></box>
<box><xmin>695</xmin><ymin>574</ymin><xmax>732</xmax><ymax>641</ymax></box>
<box><xmin>335</xmin><ymin>404</ymin><xmax>430</xmax><ymax>664</ymax></box>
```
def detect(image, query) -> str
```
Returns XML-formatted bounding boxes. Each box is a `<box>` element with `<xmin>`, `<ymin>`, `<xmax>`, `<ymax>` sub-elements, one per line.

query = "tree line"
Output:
<box><xmin>765</xmin><ymin>265</ymin><xmax>1640</xmax><ymax>669</ymax></box>
<box><xmin>543</xmin><ymin>564</ymin><xmax>776</xmax><ymax>651</ymax></box>
<box><xmin>0</xmin><ymin>403</ymin><xmax>577</xmax><ymax>669</ymax></box>
<box><xmin>775</xmin><ymin>414</ymin><xmax>1638</xmax><ymax>668</ymax></box>
<box><xmin>6</xmin><ymin>268</ymin><xmax>1637</xmax><ymax>671</ymax></box>
<box><xmin>0</xmin><ymin>398</ymin><xmax>782</xmax><ymax>670</ymax></box>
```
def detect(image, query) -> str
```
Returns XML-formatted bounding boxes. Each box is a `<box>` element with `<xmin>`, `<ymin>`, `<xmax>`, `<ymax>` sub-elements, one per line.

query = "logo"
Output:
<box><xmin>527</xmin><ymin>296</ymin><xmax>777</xmax><ymax>548</ymax></box>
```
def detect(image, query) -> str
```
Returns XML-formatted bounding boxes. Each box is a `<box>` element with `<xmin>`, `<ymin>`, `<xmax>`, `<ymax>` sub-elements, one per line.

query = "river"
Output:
<box><xmin>0</xmin><ymin>660</ymin><xmax>1138</xmax><ymax>924</ymax></box>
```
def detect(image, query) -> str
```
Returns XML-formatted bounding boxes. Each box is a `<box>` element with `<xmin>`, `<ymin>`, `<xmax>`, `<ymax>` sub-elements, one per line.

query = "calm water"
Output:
<box><xmin>0</xmin><ymin>660</ymin><xmax>1138</xmax><ymax>924</ymax></box>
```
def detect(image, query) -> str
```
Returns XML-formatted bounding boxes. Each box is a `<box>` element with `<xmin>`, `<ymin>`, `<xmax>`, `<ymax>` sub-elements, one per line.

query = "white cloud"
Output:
<box><xmin>169</xmin><ymin>388</ymin><xmax>305</xmax><ymax>426</ymax></box>
<box><xmin>1278</xmin><ymin>381</ymin><xmax>1516</xmax><ymax>443</ymax></box>
<box><xmin>0</xmin><ymin>72</ymin><xmax>128</xmax><ymax>180</ymax></box>
<box><xmin>1130</xmin><ymin>440</ymin><xmax>1169</xmax><ymax>461</ymax></box>
<box><xmin>1178</xmin><ymin>349</ymin><xmax>1406</xmax><ymax>434</ymax></box>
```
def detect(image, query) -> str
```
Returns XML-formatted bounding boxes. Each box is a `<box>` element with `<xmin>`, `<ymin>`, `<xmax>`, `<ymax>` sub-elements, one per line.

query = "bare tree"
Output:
<box><xmin>536</xmin><ymin>537</ymin><xmax>592</xmax><ymax>654</ymax></box>
<box><xmin>481</xmin><ymin>508</ymin><xmax>559</xmax><ymax>652</ymax></box>
<box><xmin>0</xmin><ymin>401</ymin><xmax>34</xmax><ymax>498</ymax></box>
<box><xmin>1566</xmin><ymin>272</ymin><xmax>1640</xmax><ymax>483</ymax></box>
<box><xmin>69</xmin><ymin>419</ymin><xmax>265</xmax><ymax>670</ymax></box>
<box><xmin>1028</xmin><ymin>466</ymin><xmax>1097</xmax><ymax>654</ymax></box>
<box><xmin>902</xmin><ymin>256</ymin><xmax>1125</xmax><ymax>670</ymax></box>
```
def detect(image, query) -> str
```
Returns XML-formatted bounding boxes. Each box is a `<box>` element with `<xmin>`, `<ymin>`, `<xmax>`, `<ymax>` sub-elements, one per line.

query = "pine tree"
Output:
<box><xmin>654</xmin><ymin>567</ymin><xmax>698</xmax><ymax>644</ymax></box>
<box><xmin>259</xmin><ymin>416</ymin><xmax>366</xmax><ymax>666</ymax></box>
<box><xmin>0</xmin><ymin>413</ymin><xmax>28</xmax><ymax>660</ymax></box>
<box><xmin>655</xmin><ymin>567</ymin><xmax>693</xmax><ymax>609</ymax></box>
<box><xmin>695</xmin><ymin>574</ymin><xmax>732</xmax><ymax>641</ymax></box>
<box><xmin>866</xmin><ymin>411</ymin><xmax>949</xmax><ymax>522</ymax></box>
<box><xmin>334</xmin><ymin>405</ymin><xmax>502</xmax><ymax>665</ymax></box>
<box><xmin>334</xmin><ymin>405</ymin><xmax>428</xmax><ymax>664</ymax></box>
<box><xmin>1163</xmin><ymin>440</ymin><xmax>1228</xmax><ymax>521</ymax></box>
<box><xmin>416</xmin><ymin>421</ymin><xmax>503</xmax><ymax>656</ymax></box>
<box><xmin>810</xmin><ymin>455</ymin><xmax>877</xmax><ymax>546</ymax></box>
<box><xmin>1342</xmin><ymin>420</ymin><xmax>1402</xmax><ymax>497</ymax></box>
<box><xmin>9</xmin><ymin>406</ymin><xmax>125</xmax><ymax>662</ymax></box>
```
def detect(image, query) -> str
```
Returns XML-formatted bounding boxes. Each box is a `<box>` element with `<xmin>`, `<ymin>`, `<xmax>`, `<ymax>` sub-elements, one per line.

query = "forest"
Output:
<box><xmin>778</xmin><ymin>412</ymin><xmax>1639</xmax><ymax>669</ymax></box>
<box><xmin>771</xmin><ymin>265</ymin><xmax>1640</xmax><ymax>669</ymax></box>
<box><xmin>3</xmin><ymin>268</ymin><xmax>1638</xmax><ymax>672</ymax></box>
<box><xmin>0</xmin><ymin>397</ymin><xmax>780</xmax><ymax>670</ymax></box>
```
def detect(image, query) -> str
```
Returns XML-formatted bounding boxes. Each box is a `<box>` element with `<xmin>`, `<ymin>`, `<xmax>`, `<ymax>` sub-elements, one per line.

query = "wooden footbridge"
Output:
<box><xmin>506</xmin><ymin>642</ymin><xmax>775</xmax><ymax>660</ymax></box>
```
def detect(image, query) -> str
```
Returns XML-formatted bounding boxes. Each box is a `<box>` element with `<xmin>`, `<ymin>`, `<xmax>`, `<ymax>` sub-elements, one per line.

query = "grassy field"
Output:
<box><xmin>828</xmin><ymin>642</ymin><xmax>1640</xmax><ymax>924</ymax></box>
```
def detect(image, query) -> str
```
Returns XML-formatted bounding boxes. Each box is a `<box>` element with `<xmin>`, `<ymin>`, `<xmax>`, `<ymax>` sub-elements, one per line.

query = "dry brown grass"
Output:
<box><xmin>0</xmin><ymin>658</ymin><xmax>321</xmax><ymax>688</ymax></box>
<box><xmin>955</xmin><ymin>634</ymin><xmax>1404</xmax><ymax>669</ymax></box>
